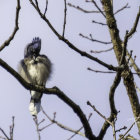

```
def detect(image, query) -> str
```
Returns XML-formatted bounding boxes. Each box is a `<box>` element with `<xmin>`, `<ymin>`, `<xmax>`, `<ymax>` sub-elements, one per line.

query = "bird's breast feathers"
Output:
<box><xmin>25</xmin><ymin>56</ymin><xmax>50</xmax><ymax>85</ymax></box>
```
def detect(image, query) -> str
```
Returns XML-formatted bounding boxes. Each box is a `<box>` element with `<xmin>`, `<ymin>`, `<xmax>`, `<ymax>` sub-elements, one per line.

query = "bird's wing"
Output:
<box><xmin>37</xmin><ymin>55</ymin><xmax>52</xmax><ymax>80</ymax></box>
<box><xmin>18</xmin><ymin>59</ymin><xmax>32</xmax><ymax>83</ymax></box>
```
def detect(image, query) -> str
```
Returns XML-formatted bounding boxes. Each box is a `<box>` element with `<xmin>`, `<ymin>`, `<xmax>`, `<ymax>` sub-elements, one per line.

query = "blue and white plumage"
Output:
<box><xmin>19</xmin><ymin>37</ymin><xmax>52</xmax><ymax>116</ymax></box>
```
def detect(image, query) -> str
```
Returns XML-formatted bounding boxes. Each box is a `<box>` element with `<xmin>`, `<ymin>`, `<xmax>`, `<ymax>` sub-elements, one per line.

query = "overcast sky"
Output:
<box><xmin>0</xmin><ymin>0</ymin><xmax>140</xmax><ymax>140</ymax></box>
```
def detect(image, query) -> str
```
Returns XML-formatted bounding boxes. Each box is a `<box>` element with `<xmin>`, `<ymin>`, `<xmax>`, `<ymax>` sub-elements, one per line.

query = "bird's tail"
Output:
<box><xmin>29</xmin><ymin>91</ymin><xmax>42</xmax><ymax>116</ymax></box>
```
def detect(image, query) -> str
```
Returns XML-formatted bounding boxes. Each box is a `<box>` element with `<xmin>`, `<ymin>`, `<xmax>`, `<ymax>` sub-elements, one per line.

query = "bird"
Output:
<box><xmin>18</xmin><ymin>37</ymin><xmax>52</xmax><ymax>116</ymax></box>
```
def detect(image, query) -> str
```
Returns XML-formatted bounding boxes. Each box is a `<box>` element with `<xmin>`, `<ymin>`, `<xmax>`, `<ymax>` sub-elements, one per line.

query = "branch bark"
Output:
<box><xmin>0</xmin><ymin>0</ymin><xmax>20</xmax><ymax>52</ymax></box>
<box><xmin>0</xmin><ymin>58</ymin><xmax>97</xmax><ymax>140</ymax></box>
<box><xmin>102</xmin><ymin>0</ymin><xmax>140</xmax><ymax>134</ymax></box>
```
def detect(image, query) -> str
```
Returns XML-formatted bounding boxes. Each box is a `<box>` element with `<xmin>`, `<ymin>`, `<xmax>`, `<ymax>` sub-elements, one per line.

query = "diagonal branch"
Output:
<box><xmin>90</xmin><ymin>47</ymin><xmax>113</xmax><ymax>53</ymax></box>
<box><xmin>68</xmin><ymin>3</ymin><xmax>100</xmax><ymax>14</ymax></box>
<box><xmin>91</xmin><ymin>0</ymin><xmax>106</xmax><ymax>18</ymax></box>
<box><xmin>29</xmin><ymin>0</ymin><xmax>123</xmax><ymax>72</ymax></box>
<box><xmin>79</xmin><ymin>33</ymin><xmax>112</xmax><ymax>45</ymax></box>
<box><xmin>97</xmin><ymin>72</ymin><xmax>121</xmax><ymax>139</ymax></box>
<box><xmin>126</xmin><ymin>51</ymin><xmax>140</xmax><ymax>77</ymax></box>
<box><xmin>0</xmin><ymin>0</ymin><xmax>21</xmax><ymax>52</ymax></box>
<box><xmin>44</xmin><ymin>0</ymin><xmax>48</xmax><ymax>16</ymax></box>
<box><xmin>127</xmin><ymin>6</ymin><xmax>140</xmax><ymax>38</ymax></box>
<box><xmin>0</xmin><ymin>128</ymin><xmax>10</xmax><ymax>140</ymax></box>
<box><xmin>41</xmin><ymin>107</ymin><xmax>85</xmax><ymax>137</ymax></box>
<box><xmin>114</xmin><ymin>3</ymin><xmax>130</xmax><ymax>15</ymax></box>
<box><xmin>0</xmin><ymin>58</ymin><xmax>97</xmax><ymax>140</ymax></box>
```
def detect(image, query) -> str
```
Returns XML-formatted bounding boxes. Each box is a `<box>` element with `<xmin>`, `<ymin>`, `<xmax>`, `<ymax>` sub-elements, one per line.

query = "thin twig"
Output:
<box><xmin>120</xmin><ymin>30</ymin><xmax>129</xmax><ymax>65</ymax></box>
<box><xmin>90</xmin><ymin>47</ymin><xmax>113</xmax><ymax>53</ymax></box>
<box><xmin>115</xmin><ymin>126</ymin><xmax>127</xmax><ymax>133</ymax></box>
<box><xmin>0</xmin><ymin>128</ymin><xmax>10</xmax><ymax>140</ymax></box>
<box><xmin>68</xmin><ymin>3</ymin><xmax>100</xmax><ymax>13</ymax></box>
<box><xmin>79</xmin><ymin>33</ymin><xmax>112</xmax><ymax>44</ymax></box>
<box><xmin>67</xmin><ymin>113</ymin><xmax>92</xmax><ymax>140</ymax></box>
<box><xmin>87</xmin><ymin>101</ymin><xmax>112</xmax><ymax>125</ymax></box>
<box><xmin>41</xmin><ymin>107</ymin><xmax>85</xmax><ymax>137</ymax></box>
<box><xmin>33</xmin><ymin>116</ymin><xmax>41</xmax><ymax>140</ymax></box>
<box><xmin>39</xmin><ymin>123</ymin><xmax>54</xmax><ymax>131</ymax></box>
<box><xmin>87</xmin><ymin>67</ymin><xmax>116</xmax><ymax>74</ymax></box>
<box><xmin>92</xmin><ymin>20</ymin><xmax>107</xmax><ymax>26</ymax></box>
<box><xmin>126</xmin><ymin>50</ymin><xmax>140</xmax><ymax>77</ymax></box>
<box><xmin>114</xmin><ymin>3</ymin><xmax>130</xmax><ymax>15</ymax></box>
<box><xmin>127</xmin><ymin>6</ymin><xmax>140</xmax><ymax>38</ymax></box>
<box><xmin>119</xmin><ymin>116</ymin><xmax>140</xmax><ymax>140</ymax></box>
<box><xmin>97</xmin><ymin>72</ymin><xmax>121</xmax><ymax>139</ymax></box>
<box><xmin>10</xmin><ymin>116</ymin><xmax>15</xmax><ymax>140</ymax></box>
<box><xmin>0</xmin><ymin>0</ymin><xmax>21</xmax><ymax>52</ymax></box>
<box><xmin>62</xmin><ymin>0</ymin><xmax>67</xmax><ymax>37</ymax></box>
<box><xmin>44</xmin><ymin>0</ymin><xmax>48</xmax><ymax>16</ymax></box>
<box><xmin>29</xmin><ymin>1</ymin><xmax>123</xmax><ymax>72</ymax></box>
<box><xmin>91</xmin><ymin>0</ymin><xmax>106</xmax><ymax>18</ymax></box>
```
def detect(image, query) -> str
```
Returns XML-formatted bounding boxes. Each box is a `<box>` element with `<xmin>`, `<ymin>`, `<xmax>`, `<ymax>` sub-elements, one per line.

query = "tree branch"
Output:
<box><xmin>114</xmin><ymin>3</ymin><xmax>130</xmax><ymax>15</ymax></box>
<box><xmin>0</xmin><ymin>128</ymin><xmax>10</xmax><ymax>140</ymax></box>
<box><xmin>0</xmin><ymin>0</ymin><xmax>21</xmax><ymax>52</ymax></box>
<box><xmin>62</xmin><ymin>0</ymin><xmax>67</xmax><ymax>37</ymax></box>
<box><xmin>29</xmin><ymin>0</ymin><xmax>123</xmax><ymax>72</ymax></box>
<box><xmin>79</xmin><ymin>33</ymin><xmax>112</xmax><ymax>45</ymax></box>
<box><xmin>91</xmin><ymin>0</ymin><xmax>106</xmax><ymax>18</ymax></box>
<box><xmin>41</xmin><ymin>107</ymin><xmax>85</xmax><ymax>137</ymax></box>
<box><xmin>0</xmin><ymin>58</ymin><xmax>97</xmax><ymax>140</ymax></box>
<box><xmin>119</xmin><ymin>116</ymin><xmax>140</xmax><ymax>140</ymax></box>
<box><xmin>102</xmin><ymin>0</ymin><xmax>140</xmax><ymax>134</ymax></box>
<box><xmin>68</xmin><ymin>3</ymin><xmax>100</xmax><ymax>14</ymax></box>
<box><xmin>90</xmin><ymin>47</ymin><xmax>113</xmax><ymax>54</ymax></box>
<box><xmin>97</xmin><ymin>72</ymin><xmax>121</xmax><ymax>139</ymax></box>
<box><xmin>92</xmin><ymin>20</ymin><xmax>107</xmax><ymax>26</ymax></box>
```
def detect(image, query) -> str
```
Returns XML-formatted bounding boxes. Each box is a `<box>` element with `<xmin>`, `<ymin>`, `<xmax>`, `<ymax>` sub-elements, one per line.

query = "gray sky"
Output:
<box><xmin>0</xmin><ymin>0</ymin><xmax>140</xmax><ymax>140</ymax></box>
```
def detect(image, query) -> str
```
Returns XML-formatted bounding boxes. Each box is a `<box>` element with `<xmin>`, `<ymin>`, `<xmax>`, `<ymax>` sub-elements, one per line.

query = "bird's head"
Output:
<box><xmin>24</xmin><ymin>37</ymin><xmax>41</xmax><ymax>58</ymax></box>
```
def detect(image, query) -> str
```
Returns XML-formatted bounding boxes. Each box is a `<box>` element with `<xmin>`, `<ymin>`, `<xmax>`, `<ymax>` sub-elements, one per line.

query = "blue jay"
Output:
<box><xmin>19</xmin><ymin>37</ymin><xmax>52</xmax><ymax>116</ymax></box>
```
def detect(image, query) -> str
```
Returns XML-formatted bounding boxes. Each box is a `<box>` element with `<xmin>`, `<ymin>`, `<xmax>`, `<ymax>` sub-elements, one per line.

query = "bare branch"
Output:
<box><xmin>92</xmin><ymin>20</ymin><xmax>107</xmax><ymax>26</ymax></box>
<box><xmin>87</xmin><ymin>67</ymin><xmax>116</xmax><ymax>74</ymax></box>
<box><xmin>44</xmin><ymin>0</ymin><xmax>48</xmax><ymax>16</ymax></box>
<box><xmin>114</xmin><ymin>3</ymin><xmax>130</xmax><ymax>15</ymax></box>
<box><xmin>0</xmin><ymin>0</ymin><xmax>21</xmax><ymax>52</ymax></box>
<box><xmin>115</xmin><ymin>126</ymin><xmax>127</xmax><ymax>133</ymax></box>
<box><xmin>119</xmin><ymin>116</ymin><xmax>140</xmax><ymax>140</ymax></box>
<box><xmin>68</xmin><ymin>3</ymin><xmax>100</xmax><ymax>14</ymax></box>
<box><xmin>126</xmin><ymin>51</ymin><xmax>140</xmax><ymax>77</ymax></box>
<box><xmin>41</xmin><ymin>107</ymin><xmax>85</xmax><ymax>137</ymax></box>
<box><xmin>33</xmin><ymin>116</ymin><xmax>41</xmax><ymax>140</ymax></box>
<box><xmin>91</xmin><ymin>0</ymin><xmax>106</xmax><ymax>18</ymax></box>
<box><xmin>62</xmin><ymin>0</ymin><xmax>67</xmax><ymax>37</ymax></box>
<box><xmin>0</xmin><ymin>128</ymin><xmax>10</xmax><ymax>140</ymax></box>
<box><xmin>90</xmin><ymin>47</ymin><xmax>113</xmax><ymax>53</ymax></box>
<box><xmin>0</xmin><ymin>58</ymin><xmax>96</xmax><ymax>140</ymax></box>
<box><xmin>87</xmin><ymin>101</ymin><xmax>112</xmax><ymax>125</ymax></box>
<box><xmin>127</xmin><ymin>6</ymin><xmax>140</xmax><ymax>38</ymax></box>
<box><xmin>29</xmin><ymin>1</ymin><xmax>124</xmax><ymax>71</ymax></box>
<box><xmin>9</xmin><ymin>116</ymin><xmax>15</xmax><ymax>140</ymax></box>
<box><xmin>97</xmin><ymin>72</ymin><xmax>121</xmax><ymax>139</ymax></box>
<box><xmin>79</xmin><ymin>33</ymin><xmax>112</xmax><ymax>45</ymax></box>
<box><xmin>67</xmin><ymin>113</ymin><xmax>92</xmax><ymax>140</ymax></box>
<box><xmin>120</xmin><ymin>30</ymin><xmax>129</xmax><ymax>65</ymax></box>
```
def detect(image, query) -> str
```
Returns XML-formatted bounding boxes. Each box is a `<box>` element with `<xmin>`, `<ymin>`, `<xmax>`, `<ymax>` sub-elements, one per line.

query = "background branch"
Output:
<box><xmin>68</xmin><ymin>3</ymin><xmax>100</xmax><ymax>14</ymax></box>
<box><xmin>62</xmin><ymin>0</ymin><xmax>67</xmax><ymax>37</ymax></box>
<box><xmin>0</xmin><ymin>0</ymin><xmax>20</xmax><ymax>52</ymax></box>
<box><xmin>0</xmin><ymin>58</ymin><xmax>96</xmax><ymax>140</ymax></box>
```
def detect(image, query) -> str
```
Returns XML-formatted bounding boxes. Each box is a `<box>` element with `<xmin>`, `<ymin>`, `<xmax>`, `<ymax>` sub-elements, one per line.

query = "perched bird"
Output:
<box><xmin>19</xmin><ymin>37</ymin><xmax>52</xmax><ymax>116</ymax></box>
